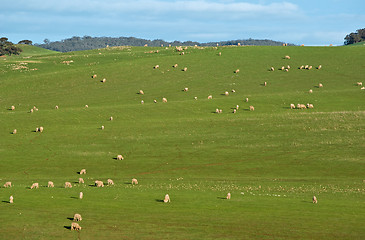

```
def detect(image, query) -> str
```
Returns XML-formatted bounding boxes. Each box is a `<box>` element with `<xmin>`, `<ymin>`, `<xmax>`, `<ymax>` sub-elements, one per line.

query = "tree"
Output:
<box><xmin>0</xmin><ymin>37</ymin><xmax>22</xmax><ymax>56</ymax></box>
<box><xmin>18</xmin><ymin>40</ymin><xmax>33</xmax><ymax>45</ymax></box>
<box><xmin>344</xmin><ymin>28</ymin><xmax>365</xmax><ymax>45</ymax></box>
<box><xmin>43</xmin><ymin>38</ymin><xmax>50</xmax><ymax>44</ymax></box>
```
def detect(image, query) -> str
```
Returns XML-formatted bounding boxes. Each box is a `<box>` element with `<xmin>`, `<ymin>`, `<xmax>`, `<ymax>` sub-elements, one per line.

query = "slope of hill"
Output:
<box><xmin>15</xmin><ymin>44</ymin><xmax>59</xmax><ymax>57</ymax></box>
<box><xmin>0</xmin><ymin>45</ymin><xmax>364</xmax><ymax>239</ymax></box>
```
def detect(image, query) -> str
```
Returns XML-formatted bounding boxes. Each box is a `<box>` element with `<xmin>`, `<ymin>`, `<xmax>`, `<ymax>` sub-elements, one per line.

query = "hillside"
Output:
<box><xmin>15</xmin><ymin>44</ymin><xmax>59</xmax><ymax>57</ymax></box>
<box><xmin>0</xmin><ymin>45</ymin><xmax>364</xmax><ymax>239</ymax></box>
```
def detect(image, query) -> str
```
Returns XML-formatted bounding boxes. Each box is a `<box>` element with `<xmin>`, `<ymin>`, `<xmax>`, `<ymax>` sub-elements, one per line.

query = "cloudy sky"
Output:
<box><xmin>1</xmin><ymin>0</ymin><xmax>364</xmax><ymax>45</ymax></box>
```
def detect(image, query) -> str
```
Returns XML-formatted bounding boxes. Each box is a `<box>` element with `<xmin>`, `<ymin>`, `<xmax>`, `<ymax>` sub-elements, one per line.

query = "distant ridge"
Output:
<box><xmin>35</xmin><ymin>36</ymin><xmax>294</xmax><ymax>52</ymax></box>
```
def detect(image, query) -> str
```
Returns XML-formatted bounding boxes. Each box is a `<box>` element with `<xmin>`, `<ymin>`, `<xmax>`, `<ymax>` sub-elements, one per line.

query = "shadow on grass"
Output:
<box><xmin>64</xmin><ymin>226</ymin><xmax>71</xmax><ymax>230</ymax></box>
<box><xmin>155</xmin><ymin>199</ymin><xmax>164</xmax><ymax>203</ymax></box>
<box><xmin>76</xmin><ymin>171</ymin><xmax>81</xmax><ymax>174</ymax></box>
<box><xmin>70</xmin><ymin>196</ymin><xmax>79</xmax><ymax>199</ymax></box>
<box><xmin>2</xmin><ymin>200</ymin><xmax>10</xmax><ymax>203</ymax></box>
<box><xmin>217</xmin><ymin>197</ymin><xmax>226</xmax><ymax>200</ymax></box>
<box><xmin>124</xmin><ymin>182</ymin><xmax>132</xmax><ymax>185</ymax></box>
<box><xmin>67</xmin><ymin>217</ymin><xmax>74</xmax><ymax>221</ymax></box>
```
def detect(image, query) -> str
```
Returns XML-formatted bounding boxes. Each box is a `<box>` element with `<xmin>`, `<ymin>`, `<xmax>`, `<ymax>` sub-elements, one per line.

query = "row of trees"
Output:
<box><xmin>35</xmin><ymin>36</ymin><xmax>291</xmax><ymax>52</ymax></box>
<box><xmin>344</xmin><ymin>28</ymin><xmax>365</xmax><ymax>45</ymax></box>
<box><xmin>0</xmin><ymin>37</ymin><xmax>23</xmax><ymax>56</ymax></box>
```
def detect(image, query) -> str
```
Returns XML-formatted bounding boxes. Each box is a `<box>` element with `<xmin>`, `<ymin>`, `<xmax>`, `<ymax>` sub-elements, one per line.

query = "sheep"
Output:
<box><xmin>154</xmin><ymin>65</ymin><xmax>159</xmax><ymax>69</ymax></box>
<box><xmin>79</xmin><ymin>192</ymin><xmax>83</xmax><ymax>199</ymax></box>
<box><xmin>180</xmin><ymin>52</ymin><xmax>185</xmax><ymax>55</ymax></box>
<box><xmin>318</xmin><ymin>83</ymin><xmax>323</xmax><ymax>88</ymax></box>
<box><xmin>234</xmin><ymin>69</ymin><xmax>240</xmax><ymax>73</ymax></box>
<box><xmin>297</xmin><ymin>104</ymin><xmax>307</xmax><ymax>109</ymax></box>
<box><xmin>225</xmin><ymin>91</ymin><xmax>229</xmax><ymax>96</ymax></box>
<box><xmin>245</xmin><ymin>98</ymin><xmax>248</xmax><ymax>102</ymax></box>
<box><xmin>237</xmin><ymin>43</ymin><xmax>241</xmax><ymax>46</ymax></box>
<box><xmin>287</xmin><ymin>65</ymin><xmax>291</xmax><ymax>69</ymax></box>
<box><xmin>12</xmin><ymin>129</ymin><xmax>17</xmax><ymax>134</ymax></box>
<box><xmin>110</xmin><ymin>116</ymin><xmax>113</xmax><ymax>121</ymax></box>
<box><xmin>318</xmin><ymin>65</ymin><xmax>322</xmax><ymax>70</ymax></box>
<box><xmin>11</xmin><ymin>105</ymin><xmax>15</xmax><ymax>110</ymax></box>
<box><xmin>30</xmin><ymin>109</ymin><xmax>34</xmax><ymax>113</ymax></box>
<box><xmin>208</xmin><ymin>95</ymin><xmax>212</xmax><ymax>99</ymax></box>
<box><xmin>285</xmin><ymin>55</ymin><xmax>291</xmax><ymax>59</ymax></box>
<box><xmin>218</xmin><ymin>52</ymin><xmax>222</xmax><ymax>56</ymax></box>
<box><xmin>85</xmin><ymin>105</ymin><xmax>88</xmax><ymax>108</ymax></box>
<box><xmin>173</xmin><ymin>64</ymin><xmax>178</xmax><ymax>68</ymax></box>
<box><xmin>162</xmin><ymin>98</ymin><xmax>167</xmax><ymax>103</ymax></box>
<box><xmin>307</xmin><ymin>103</ymin><xmax>314</xmax><ymax>109</ymax></box>
<box><xmin>194</xmin><ymin>97</ymin><xmax>198</xmax><ymax>100</ymax></box>
<box><xmin>153</xmin><ymin>99</ymin><xmax>157</xmax><ymax>103</ymax></box>
<box><xmin>30</xmin><ymin>183</ymin><xmax>39</xmax><ymax>189</ymax></box>
<box><xmin>285</xmin><ymin>69</ymin><xmax>289</xmax><ymax>72</ymax></box>
<box><xmin>270</xmin><ymin>67</ymin><xmax>275</xmax><ymax>71</ymax></box>
<box><xmin>78</xmin><ymin>178</ymin><xmax>84</xmax><ymax>184</ymax></box>
<box><xmin>233</xmin><ymin>109</ymin><xmax>236</xmax><ymax>114</ymax></box>
<box><xmin>101</xmin><ymin>125</ymin><xmax>104</xmax><ymax>130</ymax></box>
<box><xmin>139</xmin><ymin>90</ymin><xmax>144</xmax><ymax>95</ymax></box>
<box><xmin>361</xmin><ymin>87</ymin><xmax>365</xmax><ymax>90</ymax></box>
<box><xmin>264</xmin><ymin>82</ymin><xmax>267</xmax><ymax>86</ymax></box>
<box><xmin>117</xmin><ymin>154</ymin><xmax>124</xmax><ymax>160</ymax></box>
<box><xmin>39</xmin><ymin>126</ymin><xmax>44</xmax><ymax>133</ymax></box>
<box><xmin>92</xmin><ymin>74</ymin><xmax>97</xmax><ymax>78</ymax></box>
<box><xmin>232</xmin><ymin>89</ymin><xmax>236</xmax><ymax>93</ymax></box>
<box><xmin>227</xmin><ymin>193</ymin><xmax>231</xmax><ymax>200</ymax></box>
<box><xmin>309</xmin><ymin>89</ymin><xmax>313</xmax><ymax>93</ymax></box>
<box><xmin>236</xmin><ymin>105</ymin><xmax>239</xmax><ymax>110</ymax></box>
<box><xmin>184</xmin><ymin>87</ymin><xmax>189</xmax><ymax>92</ymax></box>
<box><xmin>95</xmin><ymin>180</ymin><xmax>104</xmax><ymax>187</ymax></box>
<box><xmin>290</xmin><ymin>104</ymin><xmax>295</xmax><ymax>109</ymax></box>
<box><xmin>102</xmin><ymin>78</ymin><xmax>106</xmax><ymax>83</ymax></box>
<box><xmin>55</xmin><ymin>105</ymin><xmax>59</xmax><ymax>109</ymax></box>
<box><xmin>313</xmin><ymin>196</ymin><xmax>318</xmax><ymax>204</ymax></box>
<box><xmin>164</xmin><ymin>194</ymin><xmax>171</xmax><ymax>203</ymax></box>
<box><xmin>305</xmin><ymin>65</ymin><xmax>309</xmax><ymax>69</ymax></box>
<box><xmin>215</xmin><ymin>108</ymin><xmax>219</xmax><ymax>113</ymax></box>
<box><xmin>71</xmin><ymin>222</ymin><xmax>82</xmax><ymax>231</ymax></box>
<box><xmin>65</xmin><ymin>182</ymin><xmax>72</xmax><ymax>188</ymax></box>
<box><xmin>308</xmin><ymin>66</ymin><xmax>313</xmax><ymax>70</ymax></box>
<box><xmin>183</xmin><ymin>67</ymin><xmax>187</xmax><ymax>71</ymax></box>
<box><xmin>35</xmin><ymin>127</ymin><xmax>39</xmax><ymax>132</ymax></box>
<box><xmin>73</xmin><ymin>213</ymin><xmax>82</xmax><ymax>222</ymax></box>
<box><xmin>357</xmin><ymin>82</ymin><xmax>362</xmax><ymax>86</ymax></box>
<box><xmin>9</xmin><ymin>195</ymin><xmax>13</xmax><ymax>204</ymax></box>
<box><xmin>107</xmin><ymin>179</ymin><xmax>114</xmax><ymax>186</ymax></box>
<box><xmin>4</xmin><ymin>182</ymin><xmax>12</xmax><ymax>188</ymax></box>
<box><xmin>249</xmin><ymin>106</ymin><xmax>255</xmax><ymax>111</ymax></box>
<box><xmin>80</xmin><ymin>169</ymin><xmax>86</xmax><ymax>175</ymax></box>
<box><xmin>48</xmin><ymin>181</ymin><xmax>54</xmax><ymax>188</ymax></box>
<box><xmin>132</xmin><ymin>178</ymin><xmax>138</xmax><ymax>185</ymax></box>
<box><xmin>281</xmin><ymin>66</ymin><xmax>285</xmax><ymax>70</ymax></box>
<box><xmin>299</xmin><ymin>65</ymin><xmax>304</xmax><ymax>70</ymax></box>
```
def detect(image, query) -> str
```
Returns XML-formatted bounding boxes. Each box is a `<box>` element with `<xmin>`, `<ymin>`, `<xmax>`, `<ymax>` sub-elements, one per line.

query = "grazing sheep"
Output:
<box><xmin>300</xmin><ymin>65</ymin><xmax>304</xmax><ymax>69</ymax></box>
<box><xmin>287</xmin><ymin>65</ymin><xmax>291</xmax><ymax>69</ymax></box>
<box><xmin>232</xmin><ymin>89</ymin><xmax>236</xmax><ymax>93</ymax></box>
<box><xmin>139</xmin><ymin>90</ymin><xmax>144</xmax><ymax>95</ymax></box>
<box><xmin>357</xmin><ymin>82</ymin><xmax>362</xmax><ymax>86</ymax></box>
<box><xmin>297</xmin><ymin>104</ymin><xmax>307</xmax><ymax>109</ymax></box>
<box><xmin>249</xmin><ymin>106</ymin><xmax>255</xmax><ymax>111</ymax></box>
<box><xmin>225</xmin><ymin>91</ymin><xmax>229</xmax><ymax>96</ymax></box>
<box><xmin>11</xmin><ymin>106</ymin><xmax>15</xmax><ymax>110</ymax></box>
<box><xmin>285</xmin><ymin>68</ymin><xmax>289</xmax><ymax>72</ymax></box>
<box><xmin>85</xmin><ymin>105</ymin><xmax>88</xmax><ymax>108</ymax></box>
<box><xmin>9</xmin><ymin>195</ymin><xmax>13</xmax><ymax>204</ymax></box>
<box><xmin>208</xmin><ymin>95</ymin><xmax>212</xmax><ymax>99</ymax></box>
<box><xmin>318</xmin><ymin>65</ymin><xmax>322</xmax><ymax>70</ymax></box>
<box><xmin>227</xmin><ymin>193</ymin><xmax>231</xmax><ymax>200</ymax></box>
<box><xmin>110</xmin><ymin>116</ymin><xmax>113</xmax><ymax>121</ymax></box>
<box><xmin>36</xmin><ymin>127</ymin><xmax>39</xmax><ymax>132</ymax></box>
<box><xmin>48</xmin><ymin>181</ymin><xmax>54</xmax><ymax>188</ymax></box>
<box><xmin>305</xmin><ymin>65</ymin><xmax>309</xmax><ymax>69</ymax></box>
<box><xmin>236</xmin><ymin>105</ymin><xmax>239</xmax><ymax>110</ymax></box>
<box><xmin>30</xmin><ymin>109</ymin><xmax>34</xmax><ymax>113</ymax></box>
<box><xmin>245</xmin><ymin>98</ymin><xmax>248</xmax><ymax>102</ymax></box>
<box><xmin>117</xmin><ymin>154</ymin><xmax>124</xmax><ymax>160</ymax></box>
<box><xmin>285</xmin><ymin>55</ymin><xmax>291</xmax><ymax>59</ymax></box>
<box><xmin>154</xmin><ymin>65</ymin><xmax>159</xmax><ymax>69</ymax></box>
<box><xmin>73</xmin><ymin>213</ymin><xmax>82</xmax><ymax>221</ymax></box>
<box><xmin>309</xmin><ymin>89</ymin><xmax>313</xmax><ymax>93</ymax></box>
<box><xmin>71</xmin><ymin>222</ymin><xmax>82</xmax><ymax>231</ymax></box>
<box><xmin>234</xmin><ymin>69</ymin><xmax>240</xmax><ymax>73</ymax></box>
<box><xmin>92</xmin><ymin>74</ymin><xmax>97</xmax><ymax>78</ymax></box>
<box><xmin>308</xmin><ymin>66</ymin><xmax>313</xmax><ymax>70</ymax></box>
<box><xmin>162</xmin><ymin>98</ymin><xmax>167</xmax><ymax>103</ymax></box>
<box><xmin>237</xmin><ymin>43</ymin><xmax>241</xmax><ymax>46</ymax></box>
<box><xmin>80</xmin><ymin>169</ymin><xmax>86</xmax><ymax>175</ymax></box>
<box><xmin>95</xmin><ymin>180</ymin><xmax>104</xmax><ymax>187</ymax></box>
<box><xmin>264</xmin><ymin>82</ymin><xmax>267</xmax><ymax>86</ymax></box>
<box><xmin>55</xmin><ymin>105</ymin><xmax>59</xmax><ymax>109</ymax></box>
<box><xmin>132</xmin><ymin>178</ymin><xmax>138</xmax><ymax>185</ymax></box>
<box><xmin>361</xmin><ymin>87</ymin><xmax>365</xmax><ymax>90</ymax></box>
<box><xmin>194</xmin><ymin>97</ymin><xmax>197</xmax><ymax>100</ymax></box>
<box><xmin>78</xmin><ymin>178</ymin><xmax>84</xmax><ymax>184</ymax></box>
<box><xmin>4</xmin><ymin>182</ymin><xmax>12</xmax><ymax>188</ymax></box>
<box><xmin>290</xmin><ymin>104</ymin><xmax>295</xmax><ymax>109</ymax></box>
<box><xmin>107</xmin><ymin>179</ymin><xmax>114</xmax><ymax>186</ymax></box>
<box><xmin>218</xmin><ymin>52</ymin><xmax>222</xmax><ymax>56</ymax></box>
<box><xmin>233</xmin><ymin>109</ymin><xmax>236</xmax><ymax>113</ymax></box>
<box><xmin>79</xmin><ymin>192</ymin><xmax>83</xmax><ymax>199</ymax></box>
<box><xmin>39</xmin><ymin>126</ymin><xmax>44</xmax><ymax>133</ymax></box>
<box><xmin>153</xmin><ymin>99</ymin><xmax>157</xmax><ymax>103</ymax></box>
<box><xmin>307</xmin><ymin>104</ymin><xmax>314</xmax><ymax>109</ymax></box>
<box><xmin>164</xmin><ymin>194</ymin><xmax>171</xmax><ymax>203</ymax></box>
<box><xmin>173</xmin><ymin>64</ymin><xmax>178</xmax><ymax>68</ymax></box>
<box><xmin>184</xmin><ymin>87</ymin><xmax>189</xmax><ymax>92</ymax></box>
<box><xmin>319</xmin><ymin>83</ymin><xmax>323</xmax><ymax>88</ymax></box>
<box><xmin>215</xmin><ymin>108</ymin><xmax>219</xmax><ymax>113</ymax></box>
<box><xmin>281</xmin><ymin>66</ymin><xmax>285</xmax><ymax>70</ymax></box>
<box><xmin>183</xmin><ymin>67</ymin><xmax>187</xmax><ymax>71</ymax></box>
<box><xmin>102</xmin><ymin>78</ymin><xmax>106</xmax><ymax>83</ymax></box>
<box><xmin>180</xmin><ymin>52</ymin><xmax>185</xmax><ymax>55</ymax></box>
<box><xmin>101</xmin><ymin>125</ymin><xmax>104</xmax><ymax>130</ymax></box>
<box><xmin>30</xmin><ymin>183</ymin><xmax>39</xmax><ymax>189</ymax></box>
<box><xmin>313</xmin><ymin>196</ymin><xmax>318</xmax><ymax>204</ymax></box>
<box><xmin>12</xmin><ymin>129</ymin><xmax>17</xmax><ymax>134</ymax></box>
<box><xmin>141</xmin><ymin>100</ymin><xmax>144</xmax><ymax>104</ymax></box>
<box><xmin>65</xmin><ymin>182</ymin><xmax>72</xmax><ymax>188</ymax></box>
<box><xmin>270</xmin><ymin>67</ymin><xmax>274</xmax><ymax>71</ymax></box>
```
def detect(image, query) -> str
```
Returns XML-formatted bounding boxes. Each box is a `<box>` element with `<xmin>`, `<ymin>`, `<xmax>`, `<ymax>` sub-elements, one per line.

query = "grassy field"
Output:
<box><xmin>0</xmin><ymin>44</ymin><xmax>364</xmax><ymax>239</ymax></box>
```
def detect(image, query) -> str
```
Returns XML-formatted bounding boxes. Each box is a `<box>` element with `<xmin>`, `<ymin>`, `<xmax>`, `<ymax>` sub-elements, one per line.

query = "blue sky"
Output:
<box><xmin>1</xmin><ymin>0</ymin><xmax>364</xmax><ymax>45</ymax></box>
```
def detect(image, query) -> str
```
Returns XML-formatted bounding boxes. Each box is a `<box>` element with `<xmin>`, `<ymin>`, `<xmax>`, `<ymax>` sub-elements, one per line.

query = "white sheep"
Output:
<box><xmin>227</xmin><ymin>193</ymin><xmax>231</xmax><ymax>200</ymax></box>
<box><xmin>9</xmin><ymin>195</ymin><xmax>13</xmax><ymax>204</ymax></box>
<box><xmin>234</xmin><ymin>69</ymin><xmax>240</xmax><ymax>73</ymax></box>
<box><xmin>30</xmin><ymin>183</ymin><xmax>39</xmax><ymax>189</ymax></box>
<box><xmin>233</xmin><ymin>109</ymin><xmax>236</xmax><ymax>113</ymax></box>
<box><xmin>300</xmin><ymin>65</ymin><xmax>304</xmax><ymax>70</ymax></box>
<box><xmin>110</xmin><ymin>116</ymin><xmax>113</xmax><ymax>121</ymax></box>
<box><xmin>4</xmin><ymin>182</ymin><xmax>12</xmax><ymax>188</ymax></box>
<box><xmin>101</xmin><ymin>125</ymin><xmax>104</xmax><ymax>130</ymax></box>
<box><xmin>183</xmin><ymin>67</ymin><xmax>187</xmax><ymax>71</ymax></box>
<box><xmin>264</xmin><ymin>82</ymin><xmax>267</xmax><ymax>86</ymax></box>
<box><xmin>65</xmin><ymin>182</ymin><xmax>72</xmax><ymax>188</ymax></box>
<box><xmin>12</xmin><ymin>129</ymin><xmax>17</xmax><ymax>134</ymax></box>
<box><xmin>357</xmin><ymin>82</ymin><xmax>362</xmax><ymax>86</ymax></box>
<box><xmin>80</xmin><ymin>169</ymin><xmax>86</xmax><ymax>175</ymax></box>
<box><xmin>30</xmin><ymin>109</ymin><xmax>34</xmax><ymax>113</ymax></box>
<box><xmin>11</xmin><ymin>106</ymin><xmax>15</xmax><ymax>110</ymax></box>
<box><xmin>184</xmin><ymin>87</ymin><xmax>189</xmax><ymax>92</ymax></box>
<box><xmin>308</xmin><ymin>66</ymin><xmax>313</xmax><ymax>70</ymax></box>
<box><xmin>245</xmin><ymin>98</ymin><xmax>248</xmax><ymax>102</ymax></box>
<box><xmin>319</xmin><ymin>83</ymin><xmax>323</xmax><ymax>88</ymax></box>
<box><xmin>297</xmin><ymin>104</ymin><xmax>307</xmax><ymax>109</ymax></box>
<box><xmin>107</xmin><ymin>179</ymin><xmax>114</xmax><ymax>186</ymax></box>
<box><xmin>74</xmin><ymin>213</ymin><xmax>82</xmax><ymax>221</ymax></box>
<box><xmin>313</xmin><ymin>196</ymin><xmax>318</xmax><ymax>204</ymax></box>
<box><xmin>281</xmin><ymin>66</ymin><xmax>285</xmax><ymax>70</ymax></box>
<box><xmin>218</xmin><ymin>52</ymin><xmax>222</xmax><ymax>56</ymax></box>
<box><xmin>102</xmin><ymin>78</ymin><xmax>106</xmax><ymax>83</ymax></box>
<box><xmin>95</xmin><ymin>180</ymin><xmax>104</xmax><ymax>187</ymax></box>
<box><xmin>208</xmin><ymin>95</ymin><xmax>212</xmax><ymax>99</ymax></box>
<box><xmin>305</xmin><ymin>65</ymin><xmax>309</xmax><ymax>69</ymax></box>
<box><xmin>225</xmin><ymin>91</ymin><xmax>229</xmax><ymax>96</ymax></box>
<box><xmin>85</xmin><ymin>105</ymin><xmax>88</xmax><ymax>108</ymax></box>
<box><xmin>270</xmin><ymin>67</ymin><xmax>274</xmax><ymax>71</ymax></box>
<box><xmin>154</xmin><ymin>65</ymin><xmax>159</xmax><ymax>69</ymax></box>
<box><xmin>285</xmin><ymin>55</ymin><xmax>290</xmax><ymax>59</ymax></box>
<box><xmin>162</xmin><ymin>98</ymin><xmax>167</xmax><ymax>103</ymax></box>
<box><xmin>132</xmin><ymin>178</ymin><xmax>138</xmax><ymax>185</ymax></box>
<box><xmin>290</xmin><ymin>104</ymin><xmax>295</xmax><ymax>109</ymax></box>
<box><xmin>194</xmin><ymin>97</ymin><xmax>197</xmax><ymax>100</ymax></box>
<box><xmin>164</xmin><ymin>194</ymin><xmax>171</xmax><ymax>203</ymax></box>
<box><xmin>318</xmin><ymin>65</ymin><xmax>322</xmax><ymax>70</ymax></box>
<box><xmin>39</xmin><ymin>126</ymin><xmax>44</xmax><ymax>132</ymax></box>
<box><xmin>79</xmin><ymin>192</ymin><xmax>83</xmax><ymax>199</ymax></box>
<box><xmin>249</xmin><ymin>106</ymin><xmax>255</xmax><ymax>111</ymax></box>
<box><xmin>139</xmin><ymin>90</ymin><xmax>144</xmax><ymax>95</ymax></box>
<box><xmin>48</xmin><ymin>181</ymin><xmax>54</xmax><ymax>188</ymax></box>
<box><xmin>309</xmin><ymin>89</ymin><xmax>313</xmax><ymax>93</ymax></box>
<box><xmin>236</xmin><ymin>105</ymin><xmax>239</xmax><ymax>110</ymax></box>
<box><xmin>71</xmin><ymin>222</ymin><xmax>82</xmax><ymax>231</ymax></box>
<box><xmin>307</xmin><ymin>103</ymin><xmax>314</xmax><ymax>109</ymax></box>
<box><xmin>141</xmin><ymin>100</ymin><xmax>144</xmax><ymax>104</ymax></box>
<box><xmin>92</xmin><ymin>74</ymin><xmax>97</xmax><ymax>78</ymax></box>
<box><xmin>79</xmin><ymin>178</ymin><xmax>84</xmax><ymax>184</ymax></box>
<box><xmin>173</xmin><ymin>64</ymin><xmax>178</xmax><ymax>68</ymax></box>
<box><xmin>232</xmin><ymin>89</ymin><xmax>236</xmax><ymax>93</ymax></box>
<box><xmin>117</xmin><ymin>154</ymin><xmax>124</xmax><ymax>160</ymax></box>
<box><xmin>55</xmin><ymin>105</ymin><xmax>59</xmax><ymax>109</ymax></box>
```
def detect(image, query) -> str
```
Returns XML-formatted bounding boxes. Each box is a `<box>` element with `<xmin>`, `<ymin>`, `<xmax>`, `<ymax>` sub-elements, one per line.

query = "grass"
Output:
<box><xmin>0</xmin><ymin>44</ymin><xmax>364</xmax><ymax>239</ymax></box>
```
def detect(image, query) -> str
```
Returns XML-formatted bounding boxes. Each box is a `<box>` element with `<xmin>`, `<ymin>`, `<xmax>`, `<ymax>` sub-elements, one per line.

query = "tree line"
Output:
<box><xmin>344</xmin><ymin>28</ymin><xmax>365</xmax><ymax>45</ymax></box>
<box><xmin>0</xmin><ymin>37</ymin><xmax>23</xmax><ymax>56</ymax></box>
<box><xmin>34</xmin><ymin>36</ymin><xmax>292</xmax><ymax>52</ymax></box>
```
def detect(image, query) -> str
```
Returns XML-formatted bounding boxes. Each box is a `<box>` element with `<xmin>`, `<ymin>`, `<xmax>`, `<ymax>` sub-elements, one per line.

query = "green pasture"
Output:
<box><xmin>0</xmin><ymin>45</ymin><xmax>364</xmax><ymax>239</ymax></box>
